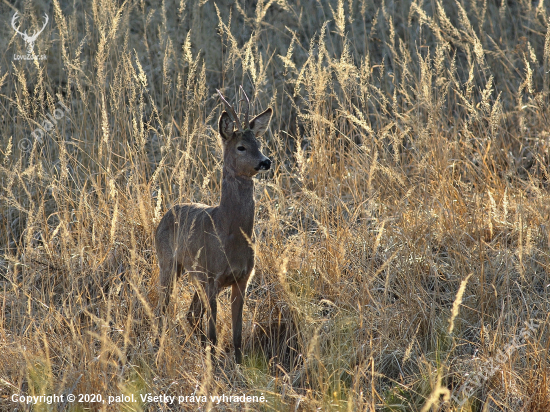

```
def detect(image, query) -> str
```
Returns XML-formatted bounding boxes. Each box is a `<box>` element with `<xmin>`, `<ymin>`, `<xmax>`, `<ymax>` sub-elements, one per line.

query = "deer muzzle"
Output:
<box><xmin>257</xmin><ymin>158</ymin><xmax>271</xmax><ymax>171</ymax></box>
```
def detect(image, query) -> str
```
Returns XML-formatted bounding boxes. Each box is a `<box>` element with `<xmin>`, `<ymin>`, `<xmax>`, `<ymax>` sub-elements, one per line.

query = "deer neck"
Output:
<box><xmin>218</xmin><ymin>168</ymin><xmax>255</xmax><ymax>236</ymax></box>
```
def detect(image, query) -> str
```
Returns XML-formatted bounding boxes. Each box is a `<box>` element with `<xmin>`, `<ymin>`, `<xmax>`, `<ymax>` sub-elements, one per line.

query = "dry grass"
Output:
<box><xmin>1</xmin><ymin>0</ymin><xmax>550</xmax><ymax>410</ymax></box>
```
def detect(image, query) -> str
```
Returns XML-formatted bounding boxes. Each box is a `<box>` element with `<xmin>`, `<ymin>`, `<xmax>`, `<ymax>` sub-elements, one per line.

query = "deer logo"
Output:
<box><xmin>11</xmin><ymin>12</ymin><xmax>49</xmax><ymax>55</ymax></box>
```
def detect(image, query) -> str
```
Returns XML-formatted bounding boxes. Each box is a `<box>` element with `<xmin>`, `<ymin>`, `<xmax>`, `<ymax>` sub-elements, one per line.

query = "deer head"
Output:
<box><xmin>216</xmin><ymin>86</ymin><xmax>272</xmax><ymax>178</ymax></box>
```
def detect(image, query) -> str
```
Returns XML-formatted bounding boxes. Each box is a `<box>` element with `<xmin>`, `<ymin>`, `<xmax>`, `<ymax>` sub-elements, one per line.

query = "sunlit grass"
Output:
<box><xmin>1</xmin><ymin>0</ymin><xmax>550</xmax><ymax>411</ymax></box>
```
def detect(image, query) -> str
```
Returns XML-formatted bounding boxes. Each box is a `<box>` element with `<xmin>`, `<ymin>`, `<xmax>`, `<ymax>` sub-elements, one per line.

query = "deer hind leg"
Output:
<box><xmin>187</xmin><ymin>279</ymin><xmax>218</xmax><ymax>359</ymax></box>
<box><xmin>159</xmin><ymin>261</ymin><xmax>182</xmax><ymax>335</ymax></box>
<box><xmin>187</xmin><ymin>288</ymin><xmax>205</xmax><ymax>343</ymax></box>
<box><xmin>159</xmin><ymin>261</ymin><xmax>182</xmax><ymax>313</ymax></box>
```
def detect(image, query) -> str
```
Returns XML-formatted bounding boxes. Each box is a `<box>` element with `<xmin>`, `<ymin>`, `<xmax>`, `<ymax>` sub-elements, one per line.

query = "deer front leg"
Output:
<box><xmin>206</xmin><ymin>279</ymin><xmax>219</xmax><ymax>356</ymax></box>
<box><xmin>231</xmin><ymin>277</ymin><xmax>249</xmax><ymax>364</ymax></box>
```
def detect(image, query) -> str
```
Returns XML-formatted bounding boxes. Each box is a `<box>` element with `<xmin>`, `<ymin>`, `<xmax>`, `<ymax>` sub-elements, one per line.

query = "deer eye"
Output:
<box><xmin>237</xmin><ymin>146</ymin><xmax>246</xmax><ymax>151</ymax></box>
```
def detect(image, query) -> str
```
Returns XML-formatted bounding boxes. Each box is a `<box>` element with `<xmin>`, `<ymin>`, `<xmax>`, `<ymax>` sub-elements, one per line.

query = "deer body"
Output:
<box><xmin>156</xmin><ymin>177</ymin><xmax>255</xmax><ymax>287</ymax></box>
<box><xmin>156</xmin><ymin>88</ymin><xmax>272</xmax><ymax>363</ymax></box>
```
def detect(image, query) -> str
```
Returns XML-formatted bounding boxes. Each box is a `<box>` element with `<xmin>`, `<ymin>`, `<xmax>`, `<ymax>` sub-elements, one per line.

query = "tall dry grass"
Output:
<box><xmin>1</xmin><ymin>0</ymin><xmax>550</xmax><ymax>410</ymax></box>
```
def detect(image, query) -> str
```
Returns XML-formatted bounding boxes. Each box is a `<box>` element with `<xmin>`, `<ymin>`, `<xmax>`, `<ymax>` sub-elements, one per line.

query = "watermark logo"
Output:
<box><xmin>18</xmin><ymin>100</ymin><xmax>71</xmax><ymax>153</ymax></box>
<box><xmin>451</xmin><ymin>319</ymin><xmax>541</xmax><ymax>407</ymax></box>
<box><xmin>12</xmin><ymin>12</ymin><xmax>48</xmax><ymax>60</ymax></box>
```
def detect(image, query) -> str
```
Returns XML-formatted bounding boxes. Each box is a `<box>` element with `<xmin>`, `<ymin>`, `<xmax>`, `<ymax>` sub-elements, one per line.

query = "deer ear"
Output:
<box><xmin>249</xmin><ymin>108</ymin><xmax>272</xmax><ymax>137</ymax></box>
<box><xmin>219</xmin><ymin>112</ymin><xmax>234</xmax><ymax>141</ymax></box>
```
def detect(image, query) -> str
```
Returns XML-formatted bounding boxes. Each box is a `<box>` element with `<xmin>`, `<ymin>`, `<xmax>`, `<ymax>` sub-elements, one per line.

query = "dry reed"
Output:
<box><xmin>1</xmin><ymin>0</ymin><xmax>550</xmax><ymax>410</ymax></box>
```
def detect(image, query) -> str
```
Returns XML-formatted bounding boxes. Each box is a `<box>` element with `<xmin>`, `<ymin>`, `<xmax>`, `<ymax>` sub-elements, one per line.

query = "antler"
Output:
<box><xmin>11</xmin><ymin>12</ymin><xmax>48</xmax><ymax>42</ymax></box>
<box><xmin>239</xmin><ymin>85</ymin><xmax>250</xmax><ymax>130</ymax></box>
<box><xmin>11</xmin><ymin>12</ymin><xmax>24</xmax><ymax>36</ymax></box>
<box><xmin>29</xmin><ymin>13</ymin><xmax>49</xmax><ymax>40</ymax></box>
<box><xmin>27</xmin><ymin>14</ymin><xmax>49</xmax><ymax>41</ymax></box>
<box><xmin>216</xmin><ymin>89</ymin><xmax>243</xmax><ymax>132</ymax></box>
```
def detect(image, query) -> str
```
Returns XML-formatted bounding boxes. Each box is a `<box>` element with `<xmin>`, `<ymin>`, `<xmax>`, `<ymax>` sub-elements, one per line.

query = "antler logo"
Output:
<box><xmin>11</xmin><ymin>12</ymin><xmax>49</xmax><ymax>55</ymax></box>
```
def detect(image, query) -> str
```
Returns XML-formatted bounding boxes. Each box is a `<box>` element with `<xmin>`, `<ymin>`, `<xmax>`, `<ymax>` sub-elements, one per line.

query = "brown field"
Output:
<box><xmin>1</xmin><ymin>0</ymin><xmax>550</xmax><ymax>410</ymax></box>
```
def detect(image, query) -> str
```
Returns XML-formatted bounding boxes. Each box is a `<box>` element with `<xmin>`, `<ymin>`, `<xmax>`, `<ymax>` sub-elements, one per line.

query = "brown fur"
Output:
<box><xmin>155</xmin><ymin>103</ymin><xmax>272</xmax><ymax>364</ymax></box>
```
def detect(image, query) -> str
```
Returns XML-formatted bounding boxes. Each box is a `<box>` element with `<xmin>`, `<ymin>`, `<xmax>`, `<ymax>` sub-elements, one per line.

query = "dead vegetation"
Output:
<box><xmin>1</xmin><ymin>0</ymin><xmax>550</xmax><ymax>410</ymax></box>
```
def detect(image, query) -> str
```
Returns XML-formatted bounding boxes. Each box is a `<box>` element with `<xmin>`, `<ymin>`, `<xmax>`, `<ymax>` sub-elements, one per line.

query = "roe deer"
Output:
<box><xmin>155</xmin><ymin>87</ymin><xmax>272</xmax><ymax>364</ymax></box>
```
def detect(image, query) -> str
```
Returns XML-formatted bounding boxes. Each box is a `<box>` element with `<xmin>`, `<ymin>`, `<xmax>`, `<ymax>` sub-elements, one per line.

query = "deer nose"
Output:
<box><xmin>258</xmin><ymin>158</ymin><xmax>271</xmax><ymax>171</ymax></box>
